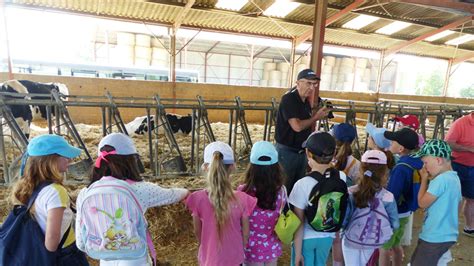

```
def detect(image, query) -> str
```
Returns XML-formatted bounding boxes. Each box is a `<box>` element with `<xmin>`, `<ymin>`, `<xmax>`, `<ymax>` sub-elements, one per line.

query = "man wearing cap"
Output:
<box><xmin>445</xmin><ymin>111</ymin><xmax>474</xmax><ymax>237</ymax></box>
<box><xmin>275</xmin><ymin>68</ymin><xmax>330</xmax><ymax>194</ymax></box>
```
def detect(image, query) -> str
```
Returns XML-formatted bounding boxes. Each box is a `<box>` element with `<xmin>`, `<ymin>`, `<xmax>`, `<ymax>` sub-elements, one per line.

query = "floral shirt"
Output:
<box><xmin>238</xmin><ymin>185</ymin><xmax>286</xmax><ymax>262</ymax></box>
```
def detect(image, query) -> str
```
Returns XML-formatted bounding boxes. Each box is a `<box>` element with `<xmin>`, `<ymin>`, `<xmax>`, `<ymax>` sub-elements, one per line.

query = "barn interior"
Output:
<box><xmin>1</xmin><ymin>0</ymin><xmax>474</xmax><ymax>265</ymax></box>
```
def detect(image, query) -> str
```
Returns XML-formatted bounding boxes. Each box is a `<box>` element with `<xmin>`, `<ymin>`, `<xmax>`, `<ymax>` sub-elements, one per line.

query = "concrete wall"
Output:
<box><xmin>1</xmin><ymin>73</ymin><xmax>472</xmax><ymax>125</ymax></box>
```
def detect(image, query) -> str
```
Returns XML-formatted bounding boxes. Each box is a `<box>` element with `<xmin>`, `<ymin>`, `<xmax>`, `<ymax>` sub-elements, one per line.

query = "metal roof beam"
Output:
<box><xmin>385</xmin><ymin>15</ymin><xmax>472</xmax><ymax>56</ymax></box>
<box><xmin>296</xmin><ymin>0</ymin><xmax>365</xmax><ymax>46</ymax></box>
<box><xmin>452</xmin><ymin>52</ymin><xmax>474</xmax><ymax>65</ymax></box>
<box><xmin>173</xmin><ymin>0</ymin><xmax>195</xmax><ymax>31</ymax></box>
<box><xmin>392</xmin><ymin>0</ymin><xmax>474</xmax><ymax>15</ymax></box>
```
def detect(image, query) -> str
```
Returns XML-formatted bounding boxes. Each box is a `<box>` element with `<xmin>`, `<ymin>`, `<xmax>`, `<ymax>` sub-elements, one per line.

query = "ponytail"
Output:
<box><xmin>334</xmin><ymin>141</ymin><xmax>353</xmax><ymax>171</ymax></box>
<box><xmin>207</xmin><ymin>151</ymin><xmax>235</xmax><ymax>238</ymax></box>
<box><xmin>383</xmin><ymin>150</ymin><xmax>395</xmax><ymax>170</ymax></box>
<box><xmin>354</xmin><ymin>162</ymin><xmax>388</xmax><ymax>208</ymax></box>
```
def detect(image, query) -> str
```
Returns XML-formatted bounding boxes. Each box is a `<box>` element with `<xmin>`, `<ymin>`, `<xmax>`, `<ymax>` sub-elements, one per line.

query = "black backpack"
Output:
<box><xmin>0</xmin><ymin>182</ymin><xmax>70</xmax><ymax>266</ymax></box>
<box><xmin>304</xmin><ymin>168</ymin><xmax>348</xmax><ymax>232</ymax></box>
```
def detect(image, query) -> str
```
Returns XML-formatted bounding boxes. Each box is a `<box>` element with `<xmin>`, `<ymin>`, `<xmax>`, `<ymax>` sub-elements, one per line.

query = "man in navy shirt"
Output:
<box><xmin>275</xmin><ymin>69</ymin><xmax>330</xmax><ymax>193</ymax></box>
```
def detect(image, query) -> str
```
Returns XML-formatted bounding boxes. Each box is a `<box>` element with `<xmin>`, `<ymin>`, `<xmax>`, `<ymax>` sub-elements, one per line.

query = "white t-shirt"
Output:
<box><xmin>288</xmin><ymin>171</ymin><xmax>347</xmax><ymax>240</ymax></box>
<box><xmin>34</xmin><ymin>183</ymin><xmax>75</xmax><ymax>247</ymax></box>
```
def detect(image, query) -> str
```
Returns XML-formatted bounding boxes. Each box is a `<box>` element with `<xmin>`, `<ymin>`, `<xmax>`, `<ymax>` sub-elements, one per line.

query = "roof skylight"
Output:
<box><xmin>425</xmin><ymin>30</ymin><xmax>456</xmax><ymax>42</ymax></box>
<box><xmin>376</xmin><ymin>21</ymin><xmax>411</xmax><ymax>35</ymax></box>
<box><xmin>215</xmin><ymin>0</ymin><xmax>248</xmax><ymax>11</ymax></box>
<box><xmin>342</xmin><ymin>15</ymin><xmax>379</xmax><ymax>30</ymax></box>
<box><xmin>445</xmin><ymin>34</ymin><xmax>474</xmax><ymax>46</ymax></box>
<box><xmin>263</xmin><ymin>0</ymin><xmax>300</xmax><ymax>18</ymax></box>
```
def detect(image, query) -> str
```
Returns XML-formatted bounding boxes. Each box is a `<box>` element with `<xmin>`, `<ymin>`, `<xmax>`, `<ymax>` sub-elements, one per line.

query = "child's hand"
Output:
<box><xmin>181</xmin><ymin>190</ymin><xmax>192</xmax><ymax>202</ymax></box>
<box><xmin>294</xmin><ymin>254</ymin><xmax>305</xmax><ymax>266</ymax></box>
<box><xmin>419</xmin><ymin>167</ymin><xmax>429</xmax><ymax>181</ymax></box>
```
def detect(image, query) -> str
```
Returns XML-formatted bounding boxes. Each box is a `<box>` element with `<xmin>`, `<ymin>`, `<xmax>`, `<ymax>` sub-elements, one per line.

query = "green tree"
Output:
<box><xmin>459</xmin><ymin>85</ymin><xmax>474</xmax><ymax>98</ymax></box>
<box><xmin>415</xmin><ymin>70</ymin><xmax>444</xmax><ymax>96</ymax></box>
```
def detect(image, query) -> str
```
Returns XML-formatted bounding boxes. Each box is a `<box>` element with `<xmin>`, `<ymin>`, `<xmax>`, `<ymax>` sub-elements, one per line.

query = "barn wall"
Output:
<box><xmin>1</xmin><ymin>73</ymin><xmax>472</xmax><ymax>125</ymax></box>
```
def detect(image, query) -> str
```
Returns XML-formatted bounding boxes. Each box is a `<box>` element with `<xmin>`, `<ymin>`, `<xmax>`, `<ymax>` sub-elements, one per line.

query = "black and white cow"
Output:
<box><xmin>125</xmin><ymin>114</ymin><xmax>193</xmax><ymax>135</ymax></box>
<box><xmin>0</xmin><ymin>80</ymin><xmax>69</xmax><ymax>138</ymax></box>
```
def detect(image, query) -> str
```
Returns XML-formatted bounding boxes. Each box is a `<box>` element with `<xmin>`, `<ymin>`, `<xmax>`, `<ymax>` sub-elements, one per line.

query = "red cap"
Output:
<box><xmin>394</xmin><ymin>115</ymin><xmax>420</xmax><ymax>131</ymax></box>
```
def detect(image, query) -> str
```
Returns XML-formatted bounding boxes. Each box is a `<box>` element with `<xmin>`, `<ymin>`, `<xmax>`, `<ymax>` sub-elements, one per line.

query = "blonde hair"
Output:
<box><xmin>206</xmin><ymin>151</ymin><xmax>235</xmax><ymax>238</ymax></box>
<box><xmin>10</xmin><ymin>155</ymin><xmax>64</xmax><ymax>205</ymax></box>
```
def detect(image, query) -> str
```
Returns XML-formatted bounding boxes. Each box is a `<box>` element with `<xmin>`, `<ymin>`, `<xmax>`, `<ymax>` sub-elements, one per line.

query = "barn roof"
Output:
<box><xmin>6</xmin><ymin>0</ymin><xmax>474</xmax><ymax>61</ymax></box>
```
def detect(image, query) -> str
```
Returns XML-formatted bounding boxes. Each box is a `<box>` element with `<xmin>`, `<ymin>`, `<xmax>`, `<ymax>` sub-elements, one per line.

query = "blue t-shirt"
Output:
<box><xmin>419</xmin><ymin>170</ymin><xmax>461</xmax><ymax>243</ymax></box>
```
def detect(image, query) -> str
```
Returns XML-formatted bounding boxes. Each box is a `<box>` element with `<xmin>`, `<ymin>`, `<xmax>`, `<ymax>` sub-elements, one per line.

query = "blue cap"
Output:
<box><xmin>333</xmin><ymin>123</ymin><xmax>356</xmax><ymax>142</ymax></box>
<box><xmin>27</xmin><ymin>134</ymin><xmax>82</xmax><ymax>158</ymax></box>
<box><xmin>250</xmin><ymin>141</ymin><xmax>278</xmax><ymax>166</ymax></box>
<box><xmin>365</xmin><ymin>123</ymin><xmax>391</xmax><ymax>149</ymax></box>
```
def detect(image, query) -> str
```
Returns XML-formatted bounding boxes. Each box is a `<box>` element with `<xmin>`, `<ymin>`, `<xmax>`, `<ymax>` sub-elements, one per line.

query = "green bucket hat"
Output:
<box><xmin>413</xmin><ymin>139</ymin><xmax>451</xmax><ymax>159</ymax></box>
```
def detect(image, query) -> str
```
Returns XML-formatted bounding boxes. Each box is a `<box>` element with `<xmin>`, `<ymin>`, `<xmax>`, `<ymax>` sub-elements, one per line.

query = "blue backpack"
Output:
<box><xmin>0</xmin><ymin>182</ymin><xmax>69</xmax><ymax>266</ymax></box>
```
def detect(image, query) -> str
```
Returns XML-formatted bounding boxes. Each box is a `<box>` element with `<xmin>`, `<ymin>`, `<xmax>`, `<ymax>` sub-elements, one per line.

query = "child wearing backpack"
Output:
<box><xmin>238</xmin><ymin>141</ymin><xmax>286</xmax><ymax>266</ymax></box>
<box><xmin>75</xmin><ymin>133</ymin><xmax>189</xmax><ymax>265</ymax></box>
<box><xmin>342</xmin><ymin>150</ymin><xmax>399</xmax><ymax>265</ymax></box>
<box><xmin>379</xmin><ymin>128</ymin><xmax>423</xmax><ymax>266</ymax></box>
<box><xmin>410</xmin><ymin>140</ymin><xmax>462</xmax><ymax>266</ymax></box>
<box><xmin>185</xmin><ymin>141</ymin><xmax>257</xmax><ymax>266</ymax></box>
<box><xmin>366</xmin><ymin>123</ymin><xmax>396</xmax><ymax>170</ymax></box>
<box><xmin>289</xmin><ymin>132</ymin><xmax>348</xmax><ymax>266</ymax></box>
<box><xmin>5</xmin><ymin>134</ymin><xmax>88</xmax><ymax>265</ymax></box>
<box><xmin>331</xmin><ymin>123</ymin><xmax>361</xmax><ymax>266</ymax></box>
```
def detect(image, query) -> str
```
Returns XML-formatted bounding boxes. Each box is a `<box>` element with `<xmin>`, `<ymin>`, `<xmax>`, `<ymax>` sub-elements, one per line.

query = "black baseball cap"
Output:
<box><xmin>383</xmin><ymin>128</ymin><xmax>419</xmax><ymax>150</ymax></box>
<box><xmin>297</xmin><ymin>69</ymin><xmax>321</xmax><ymax>81</ymax></box>
<box><xmin>302</xmin><ymin>131</ymin><xmax>336</xmax><ymax>157</ymax></box>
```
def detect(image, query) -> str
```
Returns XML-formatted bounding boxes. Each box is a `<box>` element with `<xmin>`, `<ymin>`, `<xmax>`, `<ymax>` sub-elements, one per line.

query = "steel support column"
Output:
<box><xmin>289</xmin><ymin>39</ymin><xmax>297</xmax><ymax>87</ymax></box>
<box><xmin>375</xmin><ymin>50</ymin><xmax>386</xmax><ymax>96</ymax></box>
<box><xmin>1</xmin><ymin>2</ymin><xmax>14</xmax><ymax>79</ymax></box>
<box><xmin>170</xmin><ymin>30</ymin><xmax>177</xmax><ymax>83</ymax></box>
<box><xmin>443</xmin><ymin>59</ymin><xmax>453</xmax><ymax>97</ymax></box>
<box><xmin>309</xmin><ymin>0</ymin><xmax>328</xmax><ymax>107</ymax></box>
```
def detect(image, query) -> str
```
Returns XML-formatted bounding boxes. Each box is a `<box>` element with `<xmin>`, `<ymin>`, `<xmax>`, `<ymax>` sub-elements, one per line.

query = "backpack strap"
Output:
<box><xmin>27</xmin><ymin>181</ymin><xmax>53</xmax><ymax>210</ymax></box>
<box><xmin>396</xmin><ymin>162</ymin><xmax>415</xmax><ymax>171</ymax></box>
<box><xmin>58</xmin><ymin>225</ymin><xmax>71</xmax><ymax>249</ymax></box>
<box><xmin>278</xmin><ymin>186</ymin><xmax>290</xmax><ymax>214</ymax></box>
<box><xmin>91</xmin><ymin>182</ymin><xmax>157</xmax><ymax>266</ymax></box>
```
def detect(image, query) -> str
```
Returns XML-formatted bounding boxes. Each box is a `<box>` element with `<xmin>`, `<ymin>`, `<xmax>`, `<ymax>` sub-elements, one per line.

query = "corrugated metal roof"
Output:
<box><xmin>7</xmin><ymin>0</ymin><xmax>474</xmax><ymax>62</ymax></box>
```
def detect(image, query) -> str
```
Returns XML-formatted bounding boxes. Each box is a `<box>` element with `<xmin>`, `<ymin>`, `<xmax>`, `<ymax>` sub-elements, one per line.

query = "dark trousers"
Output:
<box><xmin>275</xmin><ymin>143</ymin><xmax>308</xmax><ymax>195</ymax></box>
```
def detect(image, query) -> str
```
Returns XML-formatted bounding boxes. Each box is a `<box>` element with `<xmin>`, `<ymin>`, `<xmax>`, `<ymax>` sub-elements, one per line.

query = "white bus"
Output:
<box><xmin>3</xmin><ymin>59</ymin><xmax>199</xmax><ymax>83</ymax></box>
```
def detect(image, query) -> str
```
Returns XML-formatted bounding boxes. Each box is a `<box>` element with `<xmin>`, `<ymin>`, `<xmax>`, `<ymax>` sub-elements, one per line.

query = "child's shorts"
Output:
<box><xmin>410</xmin><ymin>239</ymin><xmax>455</xmax><ymax>266</ymax></box>
<box><xmin>382</xmin><ymin>216</ymin><xmax>409</xmax><ymax>249</ymax></box>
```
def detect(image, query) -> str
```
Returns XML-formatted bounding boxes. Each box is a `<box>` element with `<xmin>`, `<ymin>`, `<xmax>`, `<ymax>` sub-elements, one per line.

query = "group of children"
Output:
<box><xmin>4</xmin><ymin>113</ymin><xmax>463</xmax><ymax>266</ymax></box>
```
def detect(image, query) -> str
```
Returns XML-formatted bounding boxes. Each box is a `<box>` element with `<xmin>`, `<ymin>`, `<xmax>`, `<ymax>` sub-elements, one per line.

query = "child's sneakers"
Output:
<box><xmin>463</xmin><ymin>227</ymin><xmax>474</xmax><ymax>238</ymax></box>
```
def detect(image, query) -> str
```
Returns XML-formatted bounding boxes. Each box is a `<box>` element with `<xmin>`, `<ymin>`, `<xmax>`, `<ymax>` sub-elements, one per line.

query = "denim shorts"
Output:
<box><xmin>452</xmin><ymin>162</ymin><xmax>474</xmax><ymax>199</ymax></box>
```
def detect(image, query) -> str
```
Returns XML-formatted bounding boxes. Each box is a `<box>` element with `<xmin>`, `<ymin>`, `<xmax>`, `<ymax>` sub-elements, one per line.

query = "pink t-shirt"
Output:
<box><xmin>185</xmin><ymin>190</ymin><xmax>257</xmax><ymax>266</ymax></box>
<box><xmin>237</xmin><ymin>185</ymin><xmax>285</xmax><ymax>263</ymax></box>
<box><xmin>445</xmin><ymin>113</ymin><xmax>474</xmax><ymax>166</ymax></box>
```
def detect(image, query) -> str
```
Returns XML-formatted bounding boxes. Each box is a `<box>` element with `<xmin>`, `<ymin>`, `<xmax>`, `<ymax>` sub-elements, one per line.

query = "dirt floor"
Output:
<box><xmin>0</xmin><ymin>123</ymin><xmax>473</xmax><ymax>265</ymax></box>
